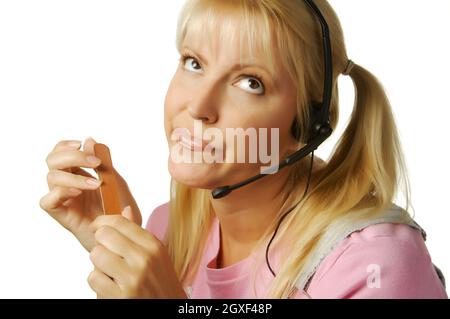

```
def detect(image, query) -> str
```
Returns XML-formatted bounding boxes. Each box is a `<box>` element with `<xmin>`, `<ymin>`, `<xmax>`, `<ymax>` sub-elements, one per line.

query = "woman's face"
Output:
<box><xmin>164</xmin><ymin>26</ymin><xmax>299</xmax><ymax>189</ymax></box>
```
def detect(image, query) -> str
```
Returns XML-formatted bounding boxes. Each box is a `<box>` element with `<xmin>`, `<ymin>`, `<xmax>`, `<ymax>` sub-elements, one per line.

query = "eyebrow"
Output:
<box><xmin>181</xmin><ymin>46</ymin><xmax>276</xmax><ymax>82</ymax></box>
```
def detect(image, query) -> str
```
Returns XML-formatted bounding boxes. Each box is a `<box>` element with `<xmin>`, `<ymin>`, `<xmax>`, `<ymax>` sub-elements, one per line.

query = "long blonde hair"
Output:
<box><xmin>165</xmin><ymin>0</ymin><xmax>413</xmax><ymax>298</ymax></box>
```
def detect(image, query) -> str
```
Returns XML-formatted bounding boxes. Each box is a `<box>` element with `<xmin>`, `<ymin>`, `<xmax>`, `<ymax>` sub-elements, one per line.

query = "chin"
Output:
<box><xmin>167</xmin><ymin>157</ymin><xmax>220</xmax><ymax>189</ymax></box>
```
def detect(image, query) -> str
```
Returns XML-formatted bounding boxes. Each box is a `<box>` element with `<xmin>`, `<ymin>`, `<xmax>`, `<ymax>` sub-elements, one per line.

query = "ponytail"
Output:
<box><xmin>267</xmin><ymin>62</ymin><xmax>413</xmax><ymax>298</ymax></box>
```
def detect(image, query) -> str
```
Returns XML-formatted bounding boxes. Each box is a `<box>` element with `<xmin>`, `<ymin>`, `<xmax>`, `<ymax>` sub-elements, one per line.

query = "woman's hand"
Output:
<box><xmin>39</xmin><ymin>137</ymin><xmax>142</xmax><ymax>252</ymax></box>
<box><xmin>87</xmin><ymin>206</ymin><xmax>187</xmax><ymax>299</ymax></box>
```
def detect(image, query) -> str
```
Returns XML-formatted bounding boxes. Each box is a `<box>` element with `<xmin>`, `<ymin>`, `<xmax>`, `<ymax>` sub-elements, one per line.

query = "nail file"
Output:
<box><xmin>93</xmin><ymin>143</ymin><xmax>121</xmax><ymax>215</ymax></box>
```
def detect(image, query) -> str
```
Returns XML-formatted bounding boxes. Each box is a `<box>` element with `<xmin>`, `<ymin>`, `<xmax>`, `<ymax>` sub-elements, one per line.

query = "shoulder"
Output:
<box><xmin>144</xmin><ymin>201</ymin><xmax>170</xmax><ymax>242</ymax></box>
<box><xmin>307</xmin><ymin>223</ymin><xmax>447</xmax><ymax>298</ymax></box>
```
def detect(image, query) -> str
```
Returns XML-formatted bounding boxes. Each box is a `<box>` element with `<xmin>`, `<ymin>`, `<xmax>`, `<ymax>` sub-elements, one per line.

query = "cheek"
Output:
<box><xmin>264</xmin><ymin>116</ymin><xmax>296</xmax><ymax>159</ymax></box>
<box><xmin>219</xmin><ymin>117</ymin><xmax>290</xmax><ymax>165</ymax></box>
<box><xmin>242</xmin><ymin>108</ymin><xmax>294</xmax><ymax>147</ymax></box>
<box><xmin>164</xmin><ymin>78</ymin><xmax>181</xmax><ymax>118</ymax></box>
<box><xmin>164</xmin><ymin>77</ymin><xmax>187</xmax><ymax>135</ymax></box>
<box><xmin>263</xmin><ymin>96</ymin><xmax>297</xmax><ymax>146</ymax></box>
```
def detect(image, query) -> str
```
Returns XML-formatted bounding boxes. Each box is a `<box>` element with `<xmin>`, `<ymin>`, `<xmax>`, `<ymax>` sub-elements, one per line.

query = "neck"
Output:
<box><xmin>212</xmin><ymin>167</ymin><xmax>292</xmax><ymax>244</ymax></box>
<box><xmin>210</xmin><ymin>155</ymin><xmax>317</xmax><ymax>267</ymax></box>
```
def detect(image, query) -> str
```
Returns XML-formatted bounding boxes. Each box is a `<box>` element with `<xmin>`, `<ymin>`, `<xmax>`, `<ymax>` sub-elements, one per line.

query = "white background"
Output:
<box><xmin>0</xmin><ymin>0</ymin><xmax>448</xmax><ymax>298</ymax></box>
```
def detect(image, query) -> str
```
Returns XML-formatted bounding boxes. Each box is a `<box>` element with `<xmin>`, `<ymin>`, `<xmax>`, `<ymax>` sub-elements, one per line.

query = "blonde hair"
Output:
<box><xmin>165</xmin><ymin>0</ymin><xmax>413</xmax><ymax>298</ymax></box>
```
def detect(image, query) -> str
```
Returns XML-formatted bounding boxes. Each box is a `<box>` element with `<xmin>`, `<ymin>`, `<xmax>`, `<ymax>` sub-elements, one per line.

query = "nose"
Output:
<box><xmin>188</xmin><ymin>106</ymin><xmax>214</xmax><ymax>123</ymax></box>
<box><xmin>187</xmin><ymin>83</ymin><xmax>219</xmax><ymax>124</ymax></box>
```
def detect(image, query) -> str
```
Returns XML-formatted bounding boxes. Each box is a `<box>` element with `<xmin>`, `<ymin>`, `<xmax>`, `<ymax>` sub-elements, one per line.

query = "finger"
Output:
<box><xmin>93</xmin><ymin>224</ymin><xmax>140</xmax><ymax>260</ymax></box>
<box><xmin>49</xmin><ymin>140</ymin><xmax>82</xmax><ymax>173</ymax></box>
<box><xmin>71</xmin><ymin>167</ymin><xmax>95</xmax><ymax>179</ymax></box>
<box><xmin>46</xmin><ymin>149</ymin><xmax>102</xmax><ymax>171</ymax></box>
<box><xmin>87</xmin><ymin>269</ymin><xmax>121</xmax><ymax>298</ymax></box>
<box><xmin>89</xmin><ymin>244</ymin><xmax>130</xmax><ymax>285</ymax></box>
<box><xmin>82</xmin><ymin>136</ymin><xmax>98</xmax><ymax>156</ymax></box>
<box><xmin>39</xmin><ymin>186</ymin><xmax>83</xmax><ymax>212</ymax></box>
<box><xmin>47</xmin><ymin>170</ymin><xmax>102</xmax><ymax>190</ymax></box>
<box><xmin>51</xmin><ymin>140</ymin><xmax>82</xmax><ymax>153</ymax></box>
<box><xmin>90</xmin><ymin>212</ymin><xmax>155</xmax><ymax>249</ymax></box>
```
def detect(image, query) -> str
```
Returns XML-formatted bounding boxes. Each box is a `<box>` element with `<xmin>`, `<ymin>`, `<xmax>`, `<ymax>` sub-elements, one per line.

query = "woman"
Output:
<box><xmin>39</xmin><ymin>0</ymin><xmax>447</xmax><ymax>298</ymax></box>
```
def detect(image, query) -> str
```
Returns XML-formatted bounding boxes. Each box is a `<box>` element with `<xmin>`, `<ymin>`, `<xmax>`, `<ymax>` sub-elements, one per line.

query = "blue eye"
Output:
<box><xmin>180</xmin><ymin>53</ymin><xmax>266</xmax><ymax>95</ymax></box>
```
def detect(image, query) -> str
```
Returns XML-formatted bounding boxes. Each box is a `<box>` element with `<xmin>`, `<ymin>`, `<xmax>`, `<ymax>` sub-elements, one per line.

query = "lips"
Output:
<box><xmin>177</xmin><ymin>134</ymin><xmax>208</xmax><ymax>152</ymax></box>
<box><xmin>173</xmin><ymin>129</ymin><xmax>219</xmax><ymax>152</ymax></box>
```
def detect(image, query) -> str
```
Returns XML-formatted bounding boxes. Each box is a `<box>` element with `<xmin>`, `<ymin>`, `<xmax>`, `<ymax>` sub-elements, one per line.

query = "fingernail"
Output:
<box><xmin>86</xmin><ymin>178</ymin><xmax>102</xmax><ymax>187</ymax></box>
<box><xmin>122</xmin><ymin>206</ymin><xmax>132</xmax><ymax>218</ymax></box>
<box><xmin>62</xmin><ymin>199</ymin><xmax>74</xmax><ymax>207</ymax></box>
<box><xmin>69</xmin><ymin>188</ymin><xmax>82</xmax><ymax>195</ymax></box>
<box><xmin>68</xmin><ymin>141</ymin><xmax>81</xmax><ymax>148</ymax></box>
<box><xmin>87</xmin><ymin>155</ymin><xmax>101</xmax><ymax>166</ymax></box>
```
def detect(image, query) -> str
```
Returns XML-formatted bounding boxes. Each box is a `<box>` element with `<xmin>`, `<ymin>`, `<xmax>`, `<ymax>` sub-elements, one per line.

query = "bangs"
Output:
<box><xmin>176</xmin><ymin>0</ymin><xmax>286</xmax><ymax>82</ymax></box>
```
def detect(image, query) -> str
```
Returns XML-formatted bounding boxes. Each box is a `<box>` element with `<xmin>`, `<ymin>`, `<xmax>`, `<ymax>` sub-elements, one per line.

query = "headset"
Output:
<box><xmin>209</xmin><ymin>0</ymin><xmax>334</xmax><ymax>277</ymax></box>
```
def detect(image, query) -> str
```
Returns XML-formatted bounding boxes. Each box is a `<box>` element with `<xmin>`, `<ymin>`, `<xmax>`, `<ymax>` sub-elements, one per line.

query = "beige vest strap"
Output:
<box><xmin>293</xmin><ymin>203</ymin><xmax>446</xmax><ymax>292</ymax></box>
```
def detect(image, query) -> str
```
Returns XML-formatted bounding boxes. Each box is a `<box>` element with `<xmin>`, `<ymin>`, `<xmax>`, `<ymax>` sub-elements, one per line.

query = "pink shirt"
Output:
<box><xmin>146</xmin><ymin>202</ymin><xmax>447</xmax><ymax>299</ymax></box>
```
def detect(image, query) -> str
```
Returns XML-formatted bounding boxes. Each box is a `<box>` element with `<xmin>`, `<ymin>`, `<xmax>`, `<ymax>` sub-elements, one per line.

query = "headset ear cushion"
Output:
<box><xmin>290</xmin><ymin>102</ymin><xmax>323</xmax><ymax>142</ymax></box>
<box><xmin>309</xmin><ymin>101</ymin><xmax>322</xmax><ymax>138</ymax></box>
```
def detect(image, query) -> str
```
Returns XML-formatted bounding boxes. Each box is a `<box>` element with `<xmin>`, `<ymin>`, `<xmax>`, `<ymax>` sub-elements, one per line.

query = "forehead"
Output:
<box><xmin>180</xmin><ymin>5</ymin><xmax>282</xmax><ymax>80</ymax></box>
